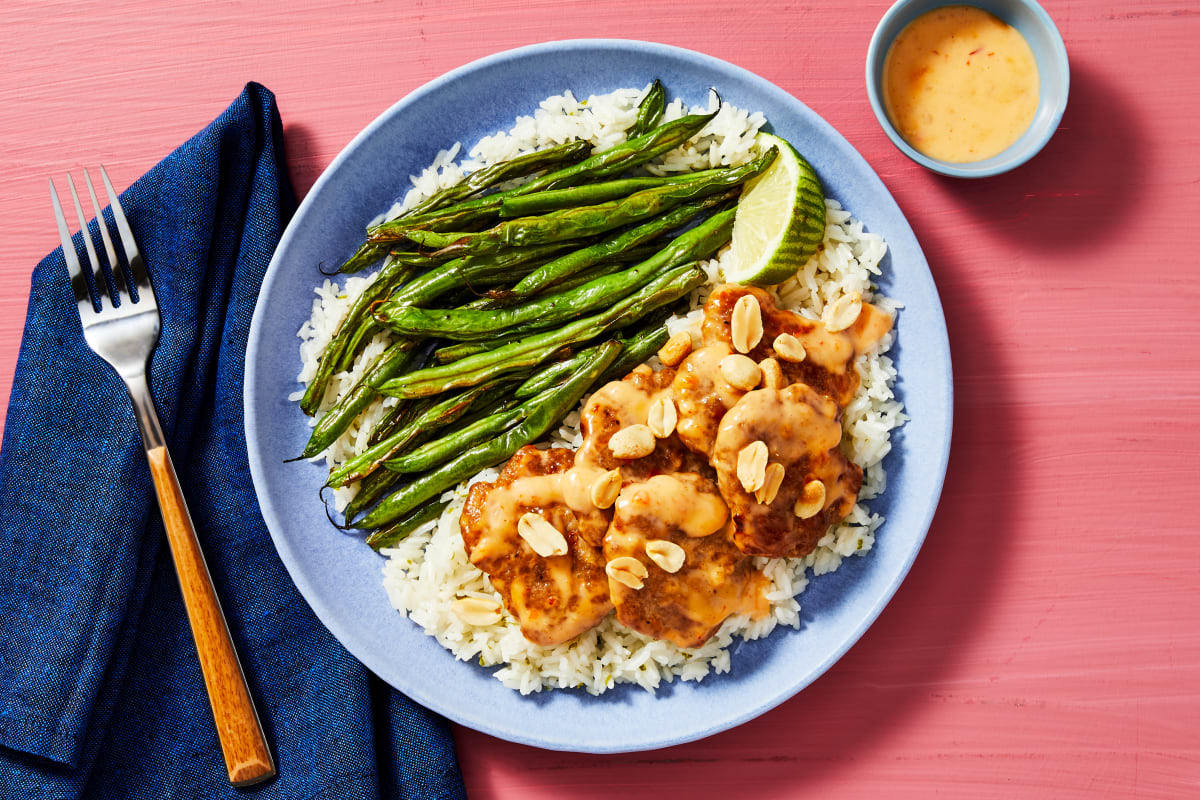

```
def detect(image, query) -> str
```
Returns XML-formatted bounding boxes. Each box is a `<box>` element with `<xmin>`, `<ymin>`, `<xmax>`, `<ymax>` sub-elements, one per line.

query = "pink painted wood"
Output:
<box><xmin>2</xmin><ymin>1</ymin><xmax>1198</xmax><ymax>796</ymax></box>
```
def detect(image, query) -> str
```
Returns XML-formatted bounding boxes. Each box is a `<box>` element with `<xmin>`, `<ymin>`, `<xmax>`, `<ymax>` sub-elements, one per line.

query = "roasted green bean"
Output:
<box><xmin>497</xmin><ymin>170</ymin><xmax>716</xmax><ymax>219</ymax></box>
<box><xmin>368</xmin><ymin>109</ymin><xmax>718</xmax><ymax>244</ymax></box>
<box><xmin>300</xmin><ymin>340</ymin><xmax>419</xmax><ymax>459</ymax></box>
<box><xmin>365</xmin><ymin>500</ymin><xmax>451</xmax><ymax>551</ymax></box>
<box><xmin>379</xmin><ymin>206</ymin><xmax>734</xmax><ymax>341</ymax></box>
<box><xmin>408</xmin><ymin>150</ymin><xmax>772</xmax><ymax>257</ymax></box>
<box><xmin>326</xmin><ymin>378</ymin><xmax>515</xmax><ymax>488</ymax></box>
<box><xmin>355</xmin><ymin>339</ymin><xmax>622</xmax><ymax>528</ymax></box>
<box><xmin>509</xmin><ymin>190</ymin><xmax>735</xmax><ymax>297</ymax></box>
<box><xmin>376</xmin><ymin>263</ymin><xmax>704</xmax><ymax>399</ymax></box>
<box><xmin>627</xmin><ymin>80</ymin><xmax>666</xmax><ymax>139</ymax></box>
<box><xmin>300</xmin><ymin>257</ymin><xmax>419</xmax><ymax>415</ymax></box>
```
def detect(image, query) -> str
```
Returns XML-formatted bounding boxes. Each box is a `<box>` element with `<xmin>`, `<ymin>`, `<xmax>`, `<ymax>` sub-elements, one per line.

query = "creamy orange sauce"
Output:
<box><xmin>461</xmin><ymin>447</ymin><xmax>613</xmax><ymax>646</ymax></box>
<box><xmin>614</xmin><ymin>474</ymin><xmax>729</xmax><ymax>538</ymax></box>
<box><xmin>604</xmin><ymin>475</ymin><xmax>765</xmax><ymax>648</ymax></box>
<box><xmin>712</xmin><ymin>385</ymin><xmax>862</xmax><ymax>557</ymax></box>
<box><xmin>882</xmin><ymin>5</ymin><xmax>1039</xmax><ymax>162</ymax></box>
<box><xmin>700</xmin><ymin>285</ymin><xmax>892</xmax><ymax>409</ymax></box>
<box><xmin>459</xmin><ymin>284</ymin><xmax>894</xmax><ymax>648</ymax></box>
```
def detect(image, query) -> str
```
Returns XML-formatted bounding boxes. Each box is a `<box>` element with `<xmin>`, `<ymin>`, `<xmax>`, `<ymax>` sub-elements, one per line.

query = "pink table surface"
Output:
<box><xmin>3</xmin><ymin>1</ymin><xmax>1198</xmax><ymax>797</ymax></box>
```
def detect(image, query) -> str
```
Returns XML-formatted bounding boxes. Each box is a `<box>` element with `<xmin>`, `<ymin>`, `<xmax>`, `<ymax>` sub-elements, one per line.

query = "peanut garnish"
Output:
<box><xmin>758</xmin><ymin>357</ymin><xmax>784</xmax><ymax>390</ymax></box>
<box><xmin>731</xmin><ymin>294</ymin><xmax>764</xmax><ymax>353</ymax></box>
<box><xmin>631</xmin><ymin>363</ymin><xmax>653</xmax><ymax>378</ymax></box>
<box><xmin>645</xmin><ymin>539</ymin><xmax>686</xmax><ymax>573</ymax></box>
<box><xmin>823</xmin><ymin>291</ymin><xmax>863</xmax><ymax>333</ymax></box>
<box><xmin>736</xmin><ymin>440</ymin><xmax>769</xmax><ymax>493</ymax></box>
<box><xmin>772</xmin><ymin>333</ymin><xmax>807</xmax><ymax>362</ymax></box>
<box><xmin>657</xmin><ymin>331</ymin><xmax>693</xmax><ymax>367</ymax></box>
<box><xmin>755</xmin><ymin>462</ymin><xmax>786</xmax><ymax>505</ymax></box>
<box><xmin>451</xmin><ymin>596</ymin><xmax>504</xmax><ymax>626</ymax></box>
<box><xmin>517</xmin><ymin>512</ymin><xmax>569</xmax><ymax>557</ymax></box>
<box><xmin>590</xmin><ymin>468</ymin><xmax>622</xmax><ymax>509</ymax></box>
<box><xmin>606</xmin><ymin>556</ymin><xmax>649</xmax><ymax>590</ymax></box>
<box><xmin>720</xmin><ymin>354</ymin><xmax>761</xmax><ymax>391</ymax></box>
<box><xmin>793</xmin><ymin>479</ymin><xmax>827</xmax><ymax>519</ymax></box>
<box><xmin>647</xmin><ymin>396</ymin><xmax>678</xmax><ymax>438</ymax></box>
<box><xmin>608</xmin><ymin>424</ymin><xmax>656</xmax><ymax>459</ymax></box>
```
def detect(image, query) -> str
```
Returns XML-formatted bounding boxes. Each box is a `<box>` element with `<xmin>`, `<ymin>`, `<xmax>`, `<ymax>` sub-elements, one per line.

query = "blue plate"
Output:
<box><xmin>245</xmin><ymin>39</ymin><xmax>952</xmax><ymax>753</ymax></box>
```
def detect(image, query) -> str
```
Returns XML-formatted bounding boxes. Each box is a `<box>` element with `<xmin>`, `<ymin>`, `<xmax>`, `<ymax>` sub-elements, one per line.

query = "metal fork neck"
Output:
<box><xmin>122</xmin><ymin>370</ymin><xmax>167</xmax><ymax>451</ymax></box>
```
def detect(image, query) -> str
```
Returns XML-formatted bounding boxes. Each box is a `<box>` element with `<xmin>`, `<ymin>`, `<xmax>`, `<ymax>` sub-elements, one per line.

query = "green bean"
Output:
<box><xmin>300</xmin><ymin>340</ymin><xmax>419</xmax><ymax>459</ymax></box>
<box><xmin>431</xmin><ymin>331</ymin><xmax>527</xmax><ymax>364</ymax></box>
<box><xmin>509</xmin><ymin>259</ymin><xmax>630</xmax><ymax>298</ymax></box>
<box><xmin>510</xmin><ymin>190</ymin><xmax>735</xmax><ymax>297</ymax></box>
<box><xmin>344</xmin><ymin>466</ymin><xmax>407</xmax><ymax>521</ymax></box>
<box><xmin>365</xmin><ymin>500</ymin><xmax>451</xmax><ymax>551</ymax></box>
<box><xmin>350</xmin><ymin>398</ymin><xmax>525</xmax><ymax>518</ymax></box>
<box><xmin>402</xmin><ymin>139</ymin><xmax>591</xmax><ymax>219</ymax></box>
<box><xmin>334</xmin><ymin>249</ymin><xmax>474</xmax><ymax>373</ymax></box>
<box><xmin>337</xmin><ymin>243</ymin><xmax>437</xmax><ymax>275</ymax></box>
<box><xmin>385</xmin><ymin>402</ymin><xmax>528</xmax><ymax>474</ymax></box>
<box><xmin>300</xmin><ymin>256</ymin><xmax>419</xmax><ymax>415</ymax></box>
<box><xmin>376</xmin><ymin>263</ymin><xmax>704</xmax><ymax>399</ymax></box>
<box><xmin>510</xmin><ymin>108</ymin><xmax>719</xmax><ymax>193</ymax></box>
<box><xmin>512</xmin><ymin>309</ymin><xmax>673</xmax><ymax>398</ymax></box>
<box><xmin>337</xmin><ymin>241</ymin><xmax>392</xmax><ymax>275</ymax></box>
<box><xmin>326</xmin><ymin>378</ymin><xmax>514</xmax><ymax>488</ymax></box>
<box><xmin>367</xmin><ymin>195</ymin><xmax>504</xmax><ymax>242</ymax></box>
<box><xmin>349</xmin><ymin>141</ymin><xmax>590</xmax><ymax>255</ymax></box>
<box><xmin>432</xmin><ymin>342</ymin><xmax>490</xmax><ymax>364</ymax></box>
<box><xmin>355</xmin><ymin>339</ymin><xmax>622</xmax><ymax>528</ymax></box>
<box><xmin>594</xmin><ymin>316</ymin><xmax>672</xmax><ymax>385</ymax></box>
<box><xmin>462</xmin><ymin>247</ymin><xmax>663</xmax><ymax>312</ymax></box>
<box><xmin>498</xmin><ymin>171</ymin><xmax>717</xmax><ymax>218</ymax></box>
<box><xmin>376</xmin><ymin>241</ymin><xmax>576</xmax><ymax>315</ymax></box>
<box><xmin>334</xmin><ymin>316</ymin><xmax>386</xmax><ymax>374</ymax></box>
<box><xmin>367</xmin><ymin>397</ymin><xmax>417</xmax><ymax>447</ymax></box>
<box><xmin>410</xmin><ymin>150</ymin><xmax>772</xmax><ymax>258</ymax></box>
<box><xmin>368</xmin><ymin>109</ymin><xmax>717</xmax><ymax>244</ymax></box>
<box><xmin>512</xmin><ymin>341</ymin><xmax>604</xmax><ymax>399</ymax></box>
<box><xmin>380</xmin><ymin>206</ymin><xmax>735</xmax><ymax>341</ymax></box>
<box><xmin>628</xmin><ymin>80</ymin><xmax>666</xmax><ymax>139</ymax></box>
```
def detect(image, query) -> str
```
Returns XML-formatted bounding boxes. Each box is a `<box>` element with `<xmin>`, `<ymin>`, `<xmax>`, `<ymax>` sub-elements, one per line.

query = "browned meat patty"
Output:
<box><xmin>603</xmin><ymin>472</ymin><xmax>766</xmax><ymax>648</ymax></box>
<box><xmin>711</xmin><ymin>385</ymin><xmax>862</xmax><ymax>558</ymax></box>
<box><xmin>461</xmin><ymin>446</ymin><xmax>613</xmax><ymax>645</ymax></box>
<box><xmin>701</xmin><ymin>284</ymin><xmax>892</xmax><ymax>408</ymax></box>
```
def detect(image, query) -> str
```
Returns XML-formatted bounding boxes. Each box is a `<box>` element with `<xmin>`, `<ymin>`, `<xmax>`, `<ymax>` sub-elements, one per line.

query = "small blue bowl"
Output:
<box><xmin>865</xmin><ymin>0</ymin><xmax>1069</xmax><ymax>178</ymax></box>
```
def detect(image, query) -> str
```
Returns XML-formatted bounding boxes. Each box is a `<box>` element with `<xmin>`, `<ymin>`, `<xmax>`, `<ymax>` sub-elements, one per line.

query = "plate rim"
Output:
<box><xmin>245</xmin><ymin>37</ymin><xmax>953</xmax><ymax>752</ymax></box>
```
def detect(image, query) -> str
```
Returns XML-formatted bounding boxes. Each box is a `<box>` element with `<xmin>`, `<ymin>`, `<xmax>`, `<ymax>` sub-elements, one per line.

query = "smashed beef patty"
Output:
<box><xmin>702</xmin><ymin>284</ymin><xmax>892</xmax><ymax>408</ymax></box>
<box><xmin>461</xmin><ymin>446</ymin><xmax>613</xmax><ymax>646</ymax></box>
<box><xmin>712</xmin><ymin>385</ymin><xmax>862</xmax><ymax>558</ymax></box>
<box><xmin>604</xmin><ymin>473</ymin><xmax>765</xmax><ymax>648</ymax></box>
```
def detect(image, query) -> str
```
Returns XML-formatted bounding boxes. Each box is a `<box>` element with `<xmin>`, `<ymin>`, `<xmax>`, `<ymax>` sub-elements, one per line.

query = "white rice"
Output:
<box><xmin>293</xmin><ymin>86</ymin><xmax>905</xmax><ymax>694</ymax></box>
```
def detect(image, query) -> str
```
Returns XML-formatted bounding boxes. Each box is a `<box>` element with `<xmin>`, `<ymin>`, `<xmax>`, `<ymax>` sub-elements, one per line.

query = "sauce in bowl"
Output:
<box><xmin>882</xmin><ymin>5</ymin><xmax>1040</xmax><ymax>163</ymax></box>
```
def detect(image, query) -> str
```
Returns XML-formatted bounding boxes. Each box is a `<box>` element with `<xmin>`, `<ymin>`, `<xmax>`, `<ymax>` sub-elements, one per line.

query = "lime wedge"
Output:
<box><xmin>727</xmin><ymin>133</ymin><xmax>826</xmax><ymax>286</ymax></box>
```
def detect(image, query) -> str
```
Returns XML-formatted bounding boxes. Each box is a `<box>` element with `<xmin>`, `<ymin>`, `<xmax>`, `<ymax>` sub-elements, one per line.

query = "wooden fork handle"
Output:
<box><xmin>145</xmin><ymin>445</ymin><xmax>276</xmax><ymax>787</ymax></box>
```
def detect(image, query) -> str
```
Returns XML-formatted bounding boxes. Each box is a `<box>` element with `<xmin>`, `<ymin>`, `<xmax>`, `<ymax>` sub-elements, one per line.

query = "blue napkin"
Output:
<box><xmin>0</xmin><ymin>83</ymin><xmax>465</xmax><ymax>799</ymax></box>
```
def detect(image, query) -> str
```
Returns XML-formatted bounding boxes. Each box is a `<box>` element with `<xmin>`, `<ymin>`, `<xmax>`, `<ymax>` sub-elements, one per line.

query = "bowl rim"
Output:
<box><xmin>864</xmin><ymin>0</ymin><xmax>1070</xmax><ymax>178</ymax></box>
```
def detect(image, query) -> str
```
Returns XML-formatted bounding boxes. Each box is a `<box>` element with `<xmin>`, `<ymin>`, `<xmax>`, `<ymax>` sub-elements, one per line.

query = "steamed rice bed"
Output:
<box><xmin>292</xmin><ymin>86</ymin><xmax>905</xmax><ymax>695</ymax></box>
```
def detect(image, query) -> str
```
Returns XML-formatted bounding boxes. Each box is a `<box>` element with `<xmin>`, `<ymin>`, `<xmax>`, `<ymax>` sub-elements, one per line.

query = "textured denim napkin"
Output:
<box><xmin>0</xmin><ymin>83</ymin><xmax>465</xmax><ymax>799</ymax></box>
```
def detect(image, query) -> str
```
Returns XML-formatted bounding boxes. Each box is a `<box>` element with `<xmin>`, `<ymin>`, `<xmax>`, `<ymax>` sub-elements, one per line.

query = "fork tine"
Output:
<box><xmin>83</xmin><ymin>167</ymin><xmax>131</xmax><ymax>302</ymax></box>
<box><xmin>66</xmin><ymin>172</ymin><xmax>111</xmax><ymax>309</ymax></box>
<box><xmin>49</xmin><ymin>178</ymin><xmax>100</xmax><ymax>322</ymax></box>
<box><xmin>98</xmin><ymin>165</ymin><xmax>153</xmax><ymax>305</ymax></box>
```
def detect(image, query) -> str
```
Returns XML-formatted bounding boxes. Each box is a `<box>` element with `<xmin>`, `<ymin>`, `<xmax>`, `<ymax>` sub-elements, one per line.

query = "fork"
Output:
<box><xmin>49</xmin><ymin>167</ymin><xmax>275</xmax><ymax>787</ymax></box>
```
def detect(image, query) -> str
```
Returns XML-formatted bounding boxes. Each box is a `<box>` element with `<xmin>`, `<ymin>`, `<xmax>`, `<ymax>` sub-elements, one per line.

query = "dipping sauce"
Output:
<box><xmin>882</xmin><ymin>5</ymin><xmax>1040</xmax><ymax>162</ymax></box>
